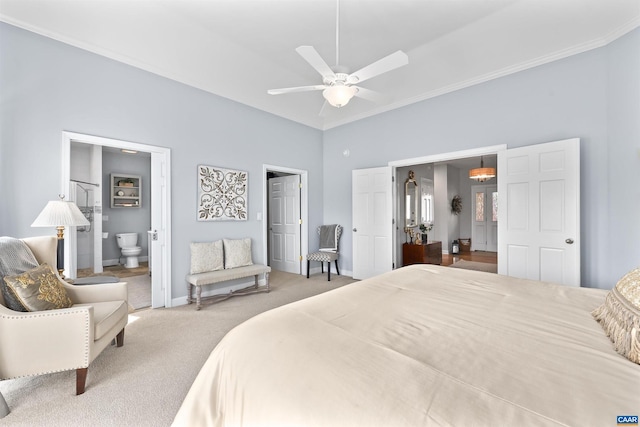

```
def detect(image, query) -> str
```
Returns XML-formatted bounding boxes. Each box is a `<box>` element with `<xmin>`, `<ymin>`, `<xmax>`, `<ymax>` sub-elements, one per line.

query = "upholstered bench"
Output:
<box><xmin>185</xmin><ymin>238</ymin><xmax>270</xmax><ymax>310</ymax></box>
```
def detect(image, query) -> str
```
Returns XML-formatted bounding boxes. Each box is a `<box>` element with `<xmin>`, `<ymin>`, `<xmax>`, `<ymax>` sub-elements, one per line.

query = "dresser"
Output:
<box><xmin>402</xmin><ymin>241</ymin><xmax>442</xmax><ymax>266</ymax></box>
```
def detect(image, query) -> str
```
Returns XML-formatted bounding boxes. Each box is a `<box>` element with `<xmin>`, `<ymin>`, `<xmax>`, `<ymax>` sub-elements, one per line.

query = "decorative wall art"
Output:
<box><xmin>197</xmin><ymin>165</ymin><xmax>248</xmax><ymax>221</ymax></box>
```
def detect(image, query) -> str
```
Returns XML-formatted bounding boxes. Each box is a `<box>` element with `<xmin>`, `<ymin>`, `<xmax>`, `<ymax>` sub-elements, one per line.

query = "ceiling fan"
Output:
<box><xmin>267</xmin><ymin>0</ymin><xmax>408</xmax><ymax>110</ymax></box>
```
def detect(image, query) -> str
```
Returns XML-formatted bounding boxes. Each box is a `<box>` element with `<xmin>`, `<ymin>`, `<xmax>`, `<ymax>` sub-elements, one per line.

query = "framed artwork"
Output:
<box><xmin>197</xmin><ymin>165</ymin><xmax>248</xmax><ymax>221</ymax></box>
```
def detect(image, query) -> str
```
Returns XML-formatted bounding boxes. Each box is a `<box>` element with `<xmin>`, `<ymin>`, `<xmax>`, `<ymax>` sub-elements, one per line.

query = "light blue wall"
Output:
<box><xmin>323</xmin><ymin>28</ymin><xmax>639</xmax><ymax>289</ymax></box>
<box><xmin>1</xmin><ymin>21</ymin><xmax>638</xmax><ymax>292</ymax></box>
<box><xmin>0</xmin><ymin>22</ymin><xmax>323</xmax><ymax>299</ymax></box>
<box><xmin>606</xmin><ymin>28</ymin><xmax>640</xmax><ymax>286</ymax></box>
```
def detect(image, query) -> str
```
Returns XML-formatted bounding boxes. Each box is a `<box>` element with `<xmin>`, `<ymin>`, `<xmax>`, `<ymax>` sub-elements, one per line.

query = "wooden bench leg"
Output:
<box><xmin>187</xmin><ymin>282</ymin><xmax>193</xmax><ymax>304</ymax></box>
<box><xmin>196</xmin><ymin>285</ymin><xmax>202</xmax><ymax>311</ymax></box>
<box><xmin>265</xmin><ymin>271</ymin><xmax>270</xmax><ymax>292</ymax></box>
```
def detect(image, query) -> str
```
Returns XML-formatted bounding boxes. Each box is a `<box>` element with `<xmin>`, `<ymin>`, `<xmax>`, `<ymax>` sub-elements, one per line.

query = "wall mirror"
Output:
<box><xmin>405</xmin><ymin>170</ymin><xmax>419</xmax><ymax>228</ymax></box>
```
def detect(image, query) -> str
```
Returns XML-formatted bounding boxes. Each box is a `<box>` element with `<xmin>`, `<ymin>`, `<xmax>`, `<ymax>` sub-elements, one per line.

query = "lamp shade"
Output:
<box><xmin>323</xmin><ymin>84</ymin><xmax>357</xmax><ymax>108</ymax></box>
<box><xmin>31</xmin><ymin>199</ymin><xmax>90</xmax><ymax>228</ymax></box>
<box><xmin>469</xmin><ymin>157</ymin><xmax>496</xmax><ymax>182</ymax></box>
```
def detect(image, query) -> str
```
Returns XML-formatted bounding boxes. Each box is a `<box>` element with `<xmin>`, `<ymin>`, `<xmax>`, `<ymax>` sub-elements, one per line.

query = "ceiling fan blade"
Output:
<box><xmin>348</xmin><ymin>50</ymin><xmax>408</xmax><ymax>84</ymax></box>
<box><xmin>353</xmin><ymin>86</ymin><xmax>387</xmax><ymax>104</ymax></box>
<box><xmin>296</xmin><ymin>46</ymin><xmax>336</xmax><ymax>80</ymax></box>
<box><xmin>267</xmin><ymin>85</ymin><xmax>326</xmax><ymax>95</ymax></box>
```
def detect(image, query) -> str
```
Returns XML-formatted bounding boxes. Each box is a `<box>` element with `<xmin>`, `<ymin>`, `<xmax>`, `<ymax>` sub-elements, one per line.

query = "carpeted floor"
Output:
<box><xmin>126</xmin><ymin>274</ymin><xmax>152</xmax><ymax>310</ymax></box>
<box><xmin>448</xmin><ymin>259</ymin><xmax>498</xmax><ymax>273</ymax></box>
<box><xmin>77</xmin><ymin>263</ymin><xmax>151</xmax><ymax>310</ymax></box>
<box><xmin>0</xmin><ymin>270</ymin><xmax>356</xmax><ymax>426</ymax></box>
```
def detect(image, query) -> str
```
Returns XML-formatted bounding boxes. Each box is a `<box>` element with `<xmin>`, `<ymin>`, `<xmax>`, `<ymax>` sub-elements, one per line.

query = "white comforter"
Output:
<box><xmin>174</xmin><ymin>265</ymin><xmax>640</xmax><ymax>426</ymax></box>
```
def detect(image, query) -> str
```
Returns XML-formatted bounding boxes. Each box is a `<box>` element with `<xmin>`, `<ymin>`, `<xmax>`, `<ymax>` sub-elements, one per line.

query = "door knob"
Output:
<box><xmin>565</xmin><ymin>238</ymin><xmax>574</xmax><ymax>244</ymax></box>
<box><xmin>353</xmin><ymin>228</ymin><xmax>357</xmax><ymax>232</ymax></box>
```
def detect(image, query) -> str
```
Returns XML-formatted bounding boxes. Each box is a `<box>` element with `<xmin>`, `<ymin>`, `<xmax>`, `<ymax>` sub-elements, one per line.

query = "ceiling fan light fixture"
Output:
<box><xmin>323</xmin><ymin>84</ymin><xmax>357</xmax><ymax>108</ymax></box>
<box><xmin>469</xmin><ymin>156</ymin><xmax>496</xmax><ymax>182</ymax></box>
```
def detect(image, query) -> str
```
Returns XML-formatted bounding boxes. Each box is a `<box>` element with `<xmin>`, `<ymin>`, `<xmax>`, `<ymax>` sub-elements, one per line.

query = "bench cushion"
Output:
<box><xmin>187</xmin><ymin>264</ymin><xmax>271</xmax><ymax>286</ymax></box>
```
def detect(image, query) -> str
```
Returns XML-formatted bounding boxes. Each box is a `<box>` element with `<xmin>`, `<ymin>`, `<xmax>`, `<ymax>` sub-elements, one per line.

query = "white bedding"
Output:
<box><xmin>174</xmin><ymin>264</ymin><xmax>640</xmax><ymax>426</ymax></box>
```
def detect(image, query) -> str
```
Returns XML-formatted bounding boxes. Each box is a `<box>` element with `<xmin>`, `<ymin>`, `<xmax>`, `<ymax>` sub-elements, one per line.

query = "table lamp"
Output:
<box><xmin>31</xmin><ymin>194</ymin><xmax>90</xmax><ymax>276</ymax></box>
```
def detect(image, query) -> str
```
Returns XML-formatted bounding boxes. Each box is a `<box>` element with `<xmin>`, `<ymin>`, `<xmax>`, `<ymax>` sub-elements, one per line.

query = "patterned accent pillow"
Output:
<box><xmin>223</xmin><ymin>238</ymin><xmax>253</xmax><ymax>269</ymax></box>
<box><xmin>3</xmin><ymin>264</ymin><xmax>74</xmax><ymax>311</ymax></box>
<box><xmin>592</xmin><ymin>268</ymin><xmax>640</xmax><ymax>364</ymax></box>
<box><xmin>190</xmin><ymin>241</ymin><xmax>224</xmax><ymax>274</ymax></box>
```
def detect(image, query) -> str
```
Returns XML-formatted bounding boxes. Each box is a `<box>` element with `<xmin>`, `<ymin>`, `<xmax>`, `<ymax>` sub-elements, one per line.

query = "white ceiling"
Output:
<box><xmin>1</xmin><ymin>0</ymin><xmax>639</xmax><ymax>130</ymax></box>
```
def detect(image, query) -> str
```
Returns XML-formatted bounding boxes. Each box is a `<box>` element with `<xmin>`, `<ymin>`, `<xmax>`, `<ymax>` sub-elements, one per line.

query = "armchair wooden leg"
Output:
<box><xmin>76</xmin><ymin>368</ymin><xmax>88</xmax><ymax>395</ymax></box>
<box><xmin>335</xmin><ymin>260</ymin><xmax>340</xmax><ymax>276</ymax></box>
<box><xmin>327</xmin><ymin>262</ymin><xmax>331</xmax><ymax>281</ymax></box>
<box><xmin>116</xmin><ymin>328</ymin><xmax>125</xmax><ymax>347</ymax></box>
<box><xmin>307</xmin><ymin>260</ymin><xmax>310</xmax><ymax>278</ymax></box>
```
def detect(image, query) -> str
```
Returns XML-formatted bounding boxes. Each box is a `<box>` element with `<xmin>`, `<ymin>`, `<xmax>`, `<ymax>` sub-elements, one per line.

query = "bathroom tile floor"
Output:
<box><xmin>77</xmin><ymin>262</ymin><xmax>149</xmax><ymax>279</ymax></box>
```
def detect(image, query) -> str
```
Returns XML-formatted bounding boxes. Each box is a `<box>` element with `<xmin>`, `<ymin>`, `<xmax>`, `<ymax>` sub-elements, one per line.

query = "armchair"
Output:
<box><xmin>0</xmin><ymin>236</ymin><xmax>128</xmax><ymax>396</ymax></box>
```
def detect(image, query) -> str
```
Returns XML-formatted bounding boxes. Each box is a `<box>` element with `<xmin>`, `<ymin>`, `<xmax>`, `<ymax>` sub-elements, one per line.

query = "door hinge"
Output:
<box><xmin>299</xmin><ymin>219</ymin><xmax>302</xmax><ymax>225</ymax></box>
<box><xmin>299</xmin><ymin>183</ymin><xmax>303</xmax><ymax>189</ymax></box>
<box><xmin>299</xmin><ymin>255</ymin><xmax>303</xmax><ymax>261</ymax></box>
<box><xmin>392</xmin><ymin>218</ymin><xmax>395</xmax><ymax>224</ymax></box>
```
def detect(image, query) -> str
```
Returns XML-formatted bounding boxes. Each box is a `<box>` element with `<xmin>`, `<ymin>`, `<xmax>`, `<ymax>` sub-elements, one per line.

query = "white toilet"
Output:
<box><xmin>116</xmin><ymin>233</ymin><xmax>142</xmax><ymax>268</ymax></box>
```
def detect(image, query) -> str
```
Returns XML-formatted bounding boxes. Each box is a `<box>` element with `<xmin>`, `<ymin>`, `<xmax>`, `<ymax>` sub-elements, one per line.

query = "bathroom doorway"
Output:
<box><xmin>62</xmin><ymin>131</ymin><xmax>172</xmax><ymax>308</ymax></box>
<box><xmin>262</xmin><ymin>164</ymin><xmax>309</xmax><ymax>277</ymax></box>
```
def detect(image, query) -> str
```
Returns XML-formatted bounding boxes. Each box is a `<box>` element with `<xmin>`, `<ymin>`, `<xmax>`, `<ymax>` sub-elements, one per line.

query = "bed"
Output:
<box><xmin>173</xmin><ymin>264</ymin><xmax>640</xmax><ymax>426</ymax></box>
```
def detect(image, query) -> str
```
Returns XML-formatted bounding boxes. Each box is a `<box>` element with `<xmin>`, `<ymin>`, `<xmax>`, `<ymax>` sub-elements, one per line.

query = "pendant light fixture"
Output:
<box><xmin>469</xmin><ymin>156</ymin><xmax>496</xmax><ymax>182</ymax></box>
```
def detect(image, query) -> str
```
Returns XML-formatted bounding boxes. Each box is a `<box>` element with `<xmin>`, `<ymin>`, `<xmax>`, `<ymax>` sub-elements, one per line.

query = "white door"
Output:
<box><xmin>352</xmin><ymin>167</ymin><xmax>393</xmax><ymax>280</ymax></box>
<box><xmin>150</xmin><ymin>151</ymin><xmax>169</xmax><ymax>308</ymax></box>
<box><xmin>269</xmin><ymin>175</ymin><xmax>301</xmax><ymax>274</ymax></box>
<box><xmin>498</xmin><ymin>138</ymin><xmax>580</xmax><ymax>286</ymax></box>
<box><xmin>471</xmin><ymin>185</ymin><xmax>498</xmax><ymax>252</ymax></box>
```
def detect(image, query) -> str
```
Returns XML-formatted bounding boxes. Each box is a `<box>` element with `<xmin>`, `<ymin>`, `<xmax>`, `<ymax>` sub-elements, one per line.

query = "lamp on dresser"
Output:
<box><xmin>31</xmin><ymin>194</ymin><xmax>89</xmax><ymax>277</ymax></box>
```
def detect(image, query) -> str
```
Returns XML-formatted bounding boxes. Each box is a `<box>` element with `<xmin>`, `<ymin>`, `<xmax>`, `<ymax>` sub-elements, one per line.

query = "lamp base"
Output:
<box><xmin>56</xmin><ymin>230</ymin><xmax>65</xmax><ymax>278</ymax></box>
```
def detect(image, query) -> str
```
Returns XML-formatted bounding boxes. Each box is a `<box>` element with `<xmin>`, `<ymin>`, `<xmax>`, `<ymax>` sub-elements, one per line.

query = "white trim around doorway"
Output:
<box><xmin>61</xmin><ymin>131</ymin><xmax>173</xmax><ymax>308</ymax></box>
<box><xmin>388</xmin><ymin>145</ymin><xmax>507</xmax><ymax>168</ymax></box>
<box><xmin>388</xmin><ymin>144</ymin><xmax>506</xmax><ymax>267</ymax></box>
<box><xmin>262</xmin><ymin>165</ymin><xmax>309</xmax><ymax>277</ymax></box>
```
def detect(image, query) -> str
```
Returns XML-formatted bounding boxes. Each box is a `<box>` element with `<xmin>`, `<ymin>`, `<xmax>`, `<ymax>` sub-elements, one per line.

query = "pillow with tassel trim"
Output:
<box><xmin>592</xmin><ymin>268</ymin><xmax>640</xmax><ymax>364</ymax></box>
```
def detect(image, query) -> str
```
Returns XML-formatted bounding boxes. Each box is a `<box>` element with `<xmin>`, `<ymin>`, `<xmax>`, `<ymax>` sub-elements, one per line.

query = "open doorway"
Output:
<box><xmin>262</xmin><ymin>165</ymin><xmax>309</xmax><ymax>276</ymax></box>
<box><xmin>61</xmin><ymin>131</ymin><xmax>172</xmax><ymax>308</ymax></box>
<box><xmin>389</xmin><ymin>145</ymin><xmax>504</xmax><ymax>272</ymax></box>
